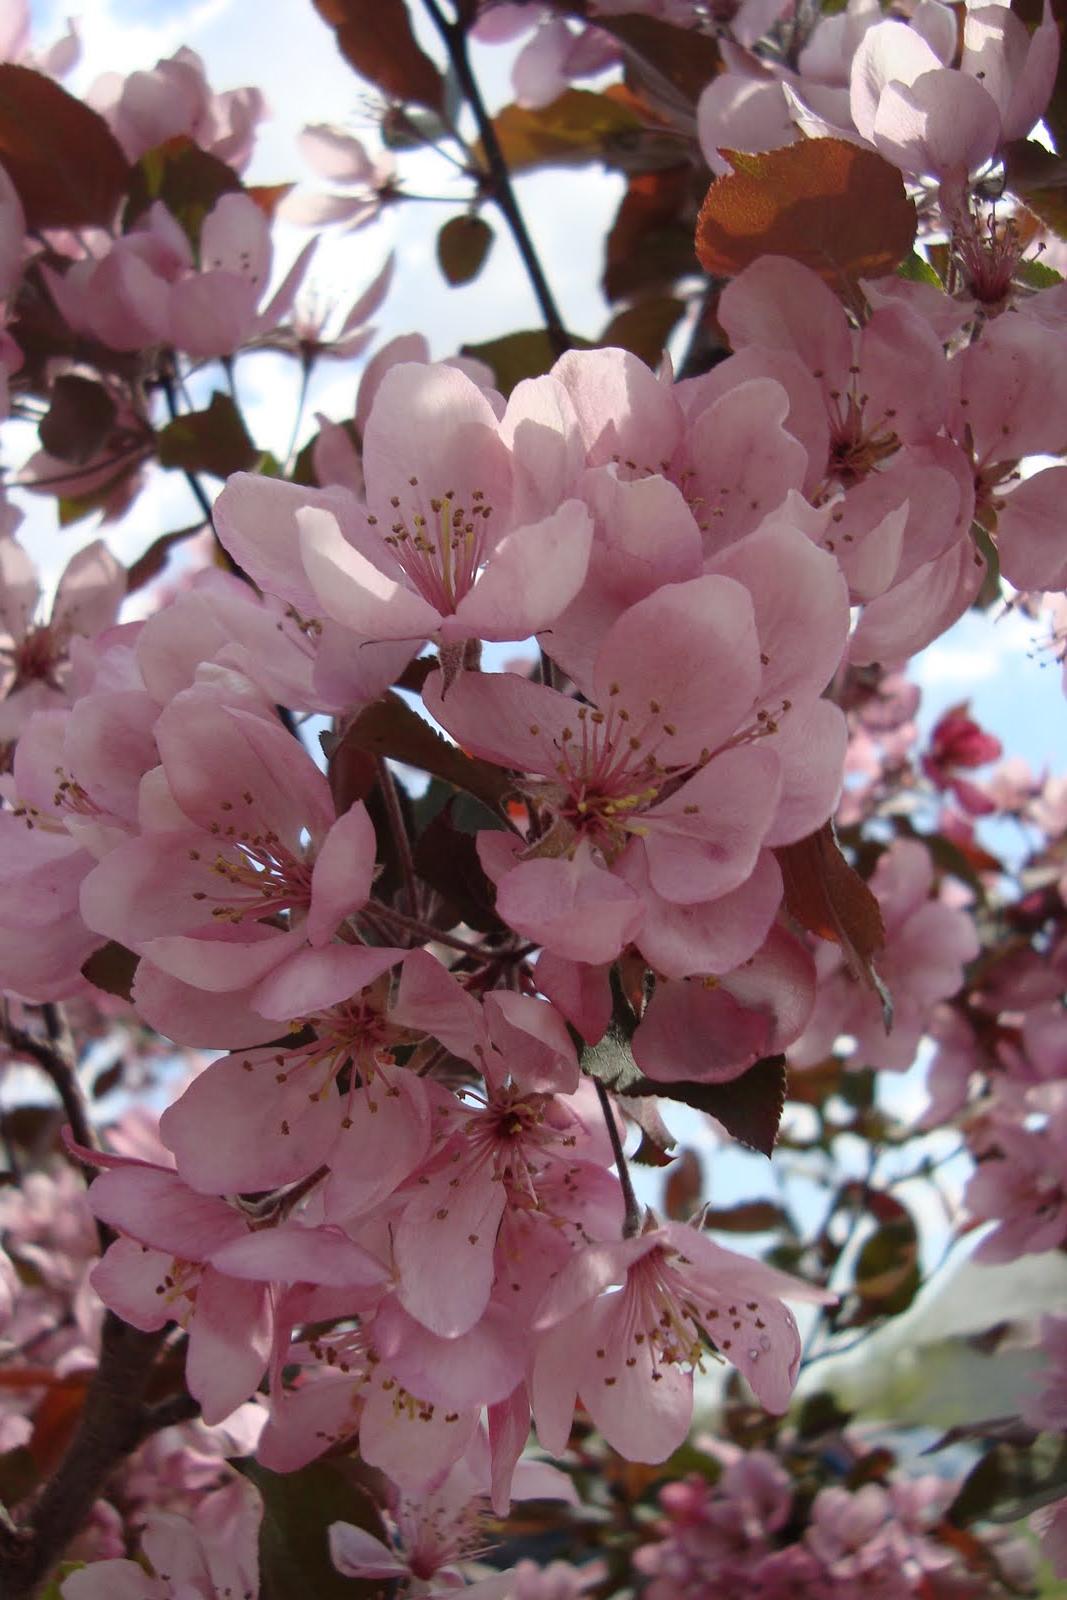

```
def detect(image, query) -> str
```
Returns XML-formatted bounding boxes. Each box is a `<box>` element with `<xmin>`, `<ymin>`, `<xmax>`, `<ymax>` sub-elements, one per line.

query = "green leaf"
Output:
<box><xmin>236</xmin><ymin>1457</ymin><xmax>386</xmax><ymax>1600</ymax></box>
<box><xmin>0</xmin><ymin>64</ymin><xmax>129</xmax><ymax>228</ymax></box>
<box><xmin>437</xmin><ymin>214</ymin><xmax>494</xmax><ymax>285</ymax></box>
<box><xmin>123</xmin><ymin>136</ymin><xmax>242</xmax><ymax>247</ymax></box>
<box><xmin>948</xmin><ymin>1434</ymin><xmax>1067</xmax><ymax>1528</ymax></box>
<box><xmin>381</xmin><ymin>104</ymin><xmax>451</xmax><ymax>151</ymax></box>
<box><xmin>1017</xmin><ymin>256</ymin><xmax>1063</xmax><ymax>288</ymax></box>
<box><xmin>34</xmin><ymin>1563</ymin><xmax>86</xmax><ymax>1600</ymax></box>
<box><xmin>157</xmin><ymin>392</ymin><xmax>257</xmax><ymax>481</ymax></box>
<box><xmin>897</xmin><ymin>250</ymin><xmax>941</xmax><ymax>287</ymax></box>
<box><xmin>852</xmin><ymin>1215</ymin><xmax>920</xmax><ymax>1319</ymax></box>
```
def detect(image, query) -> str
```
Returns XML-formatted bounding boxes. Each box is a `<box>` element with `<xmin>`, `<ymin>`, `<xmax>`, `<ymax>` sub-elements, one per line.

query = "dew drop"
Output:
<box><xmin>759</xmin><ymin>1334</ymin><xmax>772</xmax><ymax>1352</ymax></box>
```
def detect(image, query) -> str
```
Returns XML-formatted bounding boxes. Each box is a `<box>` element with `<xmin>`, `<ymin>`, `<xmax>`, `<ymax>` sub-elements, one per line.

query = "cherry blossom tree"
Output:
<box><xmin>0</xmin><ymin>0</ymin><xmax>1066</xmax><ymax>1594</ymax></box>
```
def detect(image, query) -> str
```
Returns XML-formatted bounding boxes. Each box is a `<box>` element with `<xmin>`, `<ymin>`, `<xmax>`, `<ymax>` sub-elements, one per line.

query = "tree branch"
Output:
<box><xmin>594</xmin><ymin>1079</ymin><xmax>643</xmax><ymax>1239</ymax></box>
<box><xmin>422</xmin><ymin>0</ymin><xmax>572</xmax><ymax>358</ymax></box>
<box><xmin>0</xmin><ymin>1319</ymin><xmax>169</xmax><ymax>1599</ymax></box>
<box><xmin>2</xmin><ymin>1004</ymin><xmax>97</xmax><ymax>1158</ymax></box>
<box><xmin>375</xmin><ymin>756</ymin><xmax>419</xmax><ymax>918</ymax></box>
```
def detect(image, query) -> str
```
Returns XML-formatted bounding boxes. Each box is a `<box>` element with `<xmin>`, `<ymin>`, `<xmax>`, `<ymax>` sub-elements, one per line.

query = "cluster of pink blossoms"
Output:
<box><xmin>2</xmin><ymin>0</ymin><xmax>1067</xmax><ymax>1589</ymax></box>
<box><xmin>634</xmin><ymin>1448</ymin><xmax>1036</xmax><ymax>1598</ymax></box>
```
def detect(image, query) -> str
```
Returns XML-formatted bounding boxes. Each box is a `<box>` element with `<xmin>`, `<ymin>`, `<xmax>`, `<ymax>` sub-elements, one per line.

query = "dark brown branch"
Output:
<box><xmin>0</xmin><ymin>1319</ymin><xmax>169</xmax><ymax>1599</ymax></box>
<box><xmin>376</xmin><ymin>756</ymin><xmax>419</xmax><ymax>918</ymax></box>
<box><xmin>594</xmin><ymin>1079</ymin><xmax>643</xmax><ymax>1238</ymax></box>
<box><xmin>3</xmin><ymin>1004</ymin><xmax>97</xmax><ymax>1158</ymax></box>
<box><xmin>422</xmin><ymin>0</ymin><xmax>572</xmax><ymax>358</ymax></box>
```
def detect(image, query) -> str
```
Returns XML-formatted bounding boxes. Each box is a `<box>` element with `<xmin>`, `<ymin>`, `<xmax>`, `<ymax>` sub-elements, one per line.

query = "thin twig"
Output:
<box><xmin>283</xmin><ymin>355</ymin><xmax>313</xmax><ymax>476</ymax></box>
<box><xmin>134</xmin><ymin>1390</ymin><xmax>202</xmax><ymax>1443</ymax></box>
<box><xmin>3</xmin><ymin>1005</ymin><xmax>97</xmax><ymax>1158</ymax></box>
<box><xmin>158</xmin><ymin>367</ymin><xmax>216</xmax><ymax>531</ymax></box>
<box><xmin>375</xmin><ymin>756</ymin><xmax>419</xmax><ymax>918</ymax></box>
<box><xmin>594</xmin><ymin>1079</ymin><xmax>643</xmax><ymax>1238</ymax></box>
<box><xmin>360</xmin><ymin>901</ymin><xmax>501</xmax><ymax>958</ymax></box>
<box><xmin>422</xmin><ymin>0</ymin><xmax>572</xmax><ymax>358</ymax></box>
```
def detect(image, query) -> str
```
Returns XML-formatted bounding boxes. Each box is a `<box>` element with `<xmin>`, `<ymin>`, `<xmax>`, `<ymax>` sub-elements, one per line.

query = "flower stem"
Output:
<box><xmin>376</xmin><ymin>756</ymin><xmax>419</xmax><ymax>918</ymax></box>
<box><xmin>594</xmin><ymin>1079</ymin><xmax>643</xmax><ymax>1238</ymax></box>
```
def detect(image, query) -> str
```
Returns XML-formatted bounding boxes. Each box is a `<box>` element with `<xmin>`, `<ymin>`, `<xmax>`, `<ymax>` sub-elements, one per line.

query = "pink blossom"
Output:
<box><xmin>718</xmin><ymin>258</ymin><xmax>972</xmax><ymax>628</ymax></box>
<box><xmin>391</xmin><ymin>1079</ymin><xmax>609</xmax><ymax>1338</ymax></box>
<box><xmin>43</xmin><ymin>195</ymin><xmax>312</xmax><ymax>359</ymax></box>
<box><xmin>85</xmin><ymin>1146</ymin><xmax>387</xmax><ymax>1424</ymax></box>
<box><xmin>87</xmin><ymin>47</ymin><xmax>265</xmax><ymax>170</ymax></box>
<box><xmin>921</xmin><ymin>703</ymin><xmax>1002</xmax><ymax>815</ymax></box>
<box><xmin>158</xmin><ymin>945</ymin><xmax>426</xmax><ymax>1198</ymax></box>
<box><xmin>532</xmin><ymin>1221</ymin><xmax>830</xmax><ymax>1461</ymax></box>
<box><xmin>430</xmin><ymin>572</ymin><xmax>846</xmax><ymax>967</ymax></box>
<box><xmin>280</xmin><ymin>124</ymin><xmax>398</xmax><ymax>232</ymax></box>
<box><xmin>964</xmin><ymin>1100</ymin><xmax>1067</xmax><ymax>1262</ymax></box>
<box><xmin>79</xmin><ymin>680</ymin><xmax>376</xmax><ymax>991</ymax></box>
<box><xmin>632</xmin><ymin>925</ymin><xmax>815</xmax><ymax>1083</ymax></box>
<box><xmin>62</xmin><ymin>1478</ymin><xmax>262</xmax><ymax>1600</ymax></box>
<box><xmin>328</xmin><ymin>1433</ymin><xmax>575</xmax><ymax>1592</ymax></box>
<box><xmin>0</xmin><ymin>536</ymin><xmax>125</xmax><ymax>740</ymax></box>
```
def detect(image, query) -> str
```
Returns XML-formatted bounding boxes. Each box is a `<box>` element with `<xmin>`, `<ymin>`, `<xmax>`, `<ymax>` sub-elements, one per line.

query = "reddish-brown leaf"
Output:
<box><xmin>601</xmin><ymin>294</ymin><xmax>685</xmax><ymax>365</ymax></box>
<box><xmin>157</xmin><ymin>392</ymin><xmax>257</xmax><ymax>481</ymax></box>
<box><xmin>81</xmin><ymin>940</ymin><xmax>138</xmax><ymax>1002</ymax></box>
<box><xmin>333</xmin><ymin>690</ymin><xmax>515</xmax><ymax>816</ymax></box>
<box><xmin>461</xmin><ymin>329</ymin><xmax>591</xmax><ymax>396</ymax></box>
<box><xmin>0</xmin><ymin>64</ymin><xmax>129</xmax><ymax>228</ymax></box>
<box><xmin>38</xmin><ymin>376</ymin><xmax>117</xmax><ymax>466</ymax></box>
<box><xmin>27</xmin><ymin>1375</ymin><xmax>89</xmax><ymax>1476</ymax></box>
<box><xmin>485</xmin><ymin>88</ymin><xmax>645</xmax><ymax>174</ymax></box>
<box><xmin>696</xmin><ymin>139</ymin><xmax>916</xmax><ymax>288</ymax></box>
<box><xmin>604</xmin><ymin>165</ymin><xmax>694</xmax><ymax>301</ymax></box>
<box><xmin>436</xmin><ymin>214</ymin><xmax>494</xmax><ymax>285</ymax></box>
<box><xmin>663</xmin><ymin>1147</ymin><xmax>704</xmax><ymax>1220</ymax></box>
<box><xmin>247</xmin><ymin>182</ymin><xmax>295</xmax><ymax>219</ymax></box>
<box><xmin>593</xmin><ymin>12</ymin><xmax>723</xmax><ymax>109</ymax></box>
<box><xmin>776</xmin><ymin>823</ymin><xmax>890</xmax><ymax>1020</ymax></box>
<box><xmin>701</xmin><ymin>1200</ymin><xmax>791</xmax><ymax>1233</ymax></box>
<box><xmin>1004</xmin><ymin>140</ymin><xmax>1067</xmax><ymax>242</ymax></box>
<box><xmin>312</xmin><ymin>0</ymin><xmax>444</xmax><ymax>112</ymax></box>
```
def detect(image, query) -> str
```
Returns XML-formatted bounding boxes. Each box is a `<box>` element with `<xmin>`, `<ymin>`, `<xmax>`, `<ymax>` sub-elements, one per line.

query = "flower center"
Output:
<box><xmin>375</xmin><ymin>474</ymin><xmax>494</xmax><ymax>614</ymax></box>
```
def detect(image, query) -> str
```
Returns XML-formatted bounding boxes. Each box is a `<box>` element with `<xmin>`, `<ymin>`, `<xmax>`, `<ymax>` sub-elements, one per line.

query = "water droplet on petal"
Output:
<box><xmin>759</xmin><ymin>1334</ymin><xmax>772</xmax><ymax>1352</ymax></box>
<box><xmin>747</xmin><ymin>1348</ymin><xmax>759</xmax><ymax>1361</ymax></box>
